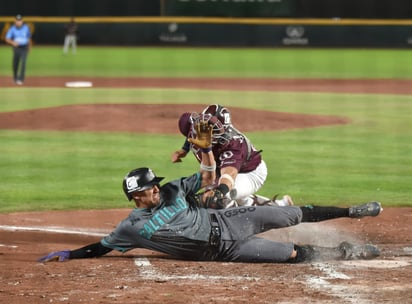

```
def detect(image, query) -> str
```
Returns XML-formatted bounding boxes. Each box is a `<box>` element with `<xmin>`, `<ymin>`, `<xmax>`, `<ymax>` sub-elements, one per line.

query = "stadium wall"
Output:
<box><xmin>1</xmin><ymin>17</ymin><xmax>412</xmax><ymax>48</ymax></box>
<box><xmin>2</xmin><ymin>0</ymin><xmax>412</xmax><ymax>19</ymax></box>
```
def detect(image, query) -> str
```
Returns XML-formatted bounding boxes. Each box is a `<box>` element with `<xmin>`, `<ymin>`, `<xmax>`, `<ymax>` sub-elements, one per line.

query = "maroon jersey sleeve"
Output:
<box><xmin>190</xmin><ymin>135</ymin><xmax>262</xmax><ymax>174</ymax></box>
<box><xmin>214</xmin><ymin>138</ymin><xmax>262</xmax><ymax>173</ymax></box>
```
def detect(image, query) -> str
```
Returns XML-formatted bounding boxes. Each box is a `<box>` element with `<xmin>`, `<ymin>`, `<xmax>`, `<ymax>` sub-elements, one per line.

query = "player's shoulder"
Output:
<box><xmin>223</xmin><ymin>136</ymin><xmax>247</xmax><ymax>150</ymax></box>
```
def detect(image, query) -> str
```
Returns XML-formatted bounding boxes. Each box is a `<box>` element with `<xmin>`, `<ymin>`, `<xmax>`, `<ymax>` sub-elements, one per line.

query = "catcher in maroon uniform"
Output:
<box><xmin>171</xmin><ymin>104</ymin><xmax>292</xmax><ymax>209</ymax></box>
<box><xmin>39</xmin><ymin>119</ymin><xmax>383</xmax><ymax>264</ymax></box>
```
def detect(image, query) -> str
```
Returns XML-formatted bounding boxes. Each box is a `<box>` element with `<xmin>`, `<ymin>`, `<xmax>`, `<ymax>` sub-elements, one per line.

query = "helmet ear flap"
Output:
<box><xmin>126</xmin><ymin>192</ymin><xmax>133</xmax><ymax>201</ymax></box>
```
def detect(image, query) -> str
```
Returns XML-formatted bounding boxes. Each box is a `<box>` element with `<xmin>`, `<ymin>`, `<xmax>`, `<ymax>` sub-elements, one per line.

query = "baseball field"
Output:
<box><xmin>0</xmin><ymin>46</ymin><xmax>411</xmax><ymax>303</ymax></box>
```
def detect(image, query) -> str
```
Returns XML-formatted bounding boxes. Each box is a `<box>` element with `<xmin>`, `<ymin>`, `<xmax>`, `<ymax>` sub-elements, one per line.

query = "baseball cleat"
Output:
<box><xmin>349</xmin><ymin>201</ymin><xmax>382</xmax><ymax>218</ymax></box>
<box><xmin>274</xmin><ymin>194</ymin><xmax>294</xmax><ymax>207</ymax></box>
<box><xmin>338</xmin><ymin>241</ymin><xmax>380</xmax><ymax>260</ymax></box>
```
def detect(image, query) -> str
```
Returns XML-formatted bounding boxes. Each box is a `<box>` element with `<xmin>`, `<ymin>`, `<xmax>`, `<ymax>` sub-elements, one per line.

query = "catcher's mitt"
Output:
<box><xmin>187</xmin><ymin>115</ymin><xmax>213</xmax><ymax>149</ymax></box>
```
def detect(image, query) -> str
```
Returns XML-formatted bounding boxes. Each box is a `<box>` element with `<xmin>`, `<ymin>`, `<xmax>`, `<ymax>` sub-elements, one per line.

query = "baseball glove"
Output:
<box><xmin>38</xmin><ymin>250</ymin><xmax>70</xmax><ymax>262</ymax></box>
<box><xmin>188</xmin><ymin>119</ymin><xmax>213</xmax><ymax>149</ymax></box>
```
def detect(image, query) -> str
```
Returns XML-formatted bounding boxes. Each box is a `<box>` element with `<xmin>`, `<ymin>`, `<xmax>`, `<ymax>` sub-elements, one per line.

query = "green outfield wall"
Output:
<box><xmin>163</xmin><ymin>0</ymin><xmax>296</xmax><ymax>17</ymax></box>
<box><xmin>1</xmin><ymin>17</ymin><xmax>412</xmax><ymax>48</ymax></box>
<box><xmin>2</xmin><ymin>0</ymin><xmax>412</xmax><ymax>19</ymax></box>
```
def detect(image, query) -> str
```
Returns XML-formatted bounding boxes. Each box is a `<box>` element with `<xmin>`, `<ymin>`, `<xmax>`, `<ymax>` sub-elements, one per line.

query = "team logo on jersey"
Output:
<box><xmin>219</xmin><ymin>151</ymin><xmax>234</xmax><ymax>162</ymax></box>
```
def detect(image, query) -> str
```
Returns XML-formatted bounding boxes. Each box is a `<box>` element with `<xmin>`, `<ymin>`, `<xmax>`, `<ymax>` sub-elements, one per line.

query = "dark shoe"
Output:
<box><xmin>338</xmin><ymin>241</ymin><xmax>380</xmax><ymax>260</ymax></box>
<box><xmin>349</xmin><ymin>201</ymin><xmax>382</xmax><ymax>218</ymax></box>
<box><xmin>293</xmin><ymin>245</ymin><xmax>343</xmax><ymax>262</ymax></box>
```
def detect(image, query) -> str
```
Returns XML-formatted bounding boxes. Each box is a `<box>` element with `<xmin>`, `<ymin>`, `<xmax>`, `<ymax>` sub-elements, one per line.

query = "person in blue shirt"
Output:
<box><xmin>5</xmin><ymin>14</ymin><xmax>32</xmax><ymax>85</ymax></box>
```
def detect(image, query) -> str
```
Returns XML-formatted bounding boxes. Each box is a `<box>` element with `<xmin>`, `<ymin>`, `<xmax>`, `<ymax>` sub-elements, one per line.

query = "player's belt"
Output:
<box><xmin>209</xmin><ymin>213</ymin><xmax>221</xmax><ymax>247</ymax></box>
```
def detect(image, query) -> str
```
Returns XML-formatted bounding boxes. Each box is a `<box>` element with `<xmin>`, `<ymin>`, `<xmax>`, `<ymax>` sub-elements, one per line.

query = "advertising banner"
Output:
<box><xmin>3</xmin><ymin>20</ymin><xmax>411</xmax><ymax>48</ymax></box>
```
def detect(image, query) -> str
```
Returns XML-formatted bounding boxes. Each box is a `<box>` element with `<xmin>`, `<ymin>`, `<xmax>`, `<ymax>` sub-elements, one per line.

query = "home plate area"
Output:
<box><xmin>0</xmin><ymin>208</ymin><xmax>411</xmax><ymax>304</ymax></box>
<box><xmin>131</xmin><ymin>248</ymin><xmax>412</xmax><ymax>304</ymax></box>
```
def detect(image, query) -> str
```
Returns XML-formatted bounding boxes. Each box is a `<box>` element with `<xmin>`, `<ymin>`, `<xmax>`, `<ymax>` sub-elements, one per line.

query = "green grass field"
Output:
<box><xmin>0</xmin><ymin>46</ymin><xmax>411</xmax><ymax>212</ymax></box>
<box><xmin>2</xmin><ymin>46</ymin><xmax>412</xmax><ymax>78</ymax></box>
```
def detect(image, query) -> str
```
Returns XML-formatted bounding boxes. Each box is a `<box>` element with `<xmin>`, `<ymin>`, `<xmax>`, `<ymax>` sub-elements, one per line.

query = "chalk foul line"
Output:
<box><xmin>134</xmin><ymin>257</ymin><xmax>260</xmax><ymax>282</ymax></box>
<box><xmin>0</xmin><ymin>225</ymin><xmax>107</xmax><ymax>237</ymax></box>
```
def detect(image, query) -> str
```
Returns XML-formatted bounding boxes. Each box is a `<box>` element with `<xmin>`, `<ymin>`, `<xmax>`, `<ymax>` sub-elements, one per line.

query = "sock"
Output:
<box><xmin>290</xmin><ymin>245</ymin><xmax>316</xmax><ymax>263</ymax></box>
<box><xmin>300</xmin><ymin>205</ymin><xmax>349</xmax><ymax>222</ymax></box>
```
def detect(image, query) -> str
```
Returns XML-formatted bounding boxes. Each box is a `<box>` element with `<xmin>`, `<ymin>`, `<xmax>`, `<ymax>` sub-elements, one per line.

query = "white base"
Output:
<box><xmin>65</xmin><ymin>81</ymin><xmax>93</xmax><ymax>88</ymax></box>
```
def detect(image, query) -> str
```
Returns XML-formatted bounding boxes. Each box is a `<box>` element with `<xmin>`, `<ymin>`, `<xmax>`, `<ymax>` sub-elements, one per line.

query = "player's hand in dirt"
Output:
<box><xmin>188</xmin><ymin>120</ymin><xmax>213</xmax><ymax>149</ymax></box>
<box><xmin>38</xmin><ymin>250</ymin><xmax>70</xmax><ymax>262</ymax></box>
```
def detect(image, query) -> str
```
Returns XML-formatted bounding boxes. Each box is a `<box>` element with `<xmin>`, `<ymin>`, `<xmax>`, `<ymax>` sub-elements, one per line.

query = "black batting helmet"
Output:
<box><xmin>122</xmin><ymin>167</ymin><xmax>164</xmax><ymax>201</ymax></box>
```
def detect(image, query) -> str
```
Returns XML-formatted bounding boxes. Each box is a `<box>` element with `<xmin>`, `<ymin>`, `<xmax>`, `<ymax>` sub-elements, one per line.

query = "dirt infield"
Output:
<box><xmin>1</xmin><ymin>77</ymin><xmax>411</xmax><ymax>303</ymax></box>
<box><xmin>2</xmin><ymin>76</ymin><xmax>412</xmax><ymax>94</ymax></box>
<box><xmin>1</xmin><ymin>208</ymin><xmax>411</xmax><ymax>304</ymax></box>
<box><xmin>0</xmin><ymin>104</ymin><xmax>350</xmax><ymax>134</ymax></box>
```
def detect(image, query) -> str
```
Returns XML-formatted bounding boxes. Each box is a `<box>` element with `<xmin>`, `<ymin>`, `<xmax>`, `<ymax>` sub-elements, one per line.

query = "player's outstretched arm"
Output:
<box><xmin>38</xmin><ymin>242</ymin><xmax>113</xmax><ymax>263</ymax></box>
<box><xmin>187</xmin><ymin>119</ymin><xmax>216</xmax><ymax>188</ymax></box>
<box><xmin>171</xmin><ymin>139</ymin><xmax>190</xmax><ymax>163</ymax></box>
<box><xmin>171</xmin><ymin>148</ymin><xmax>188</xmax><ymax>163</ymax></box>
